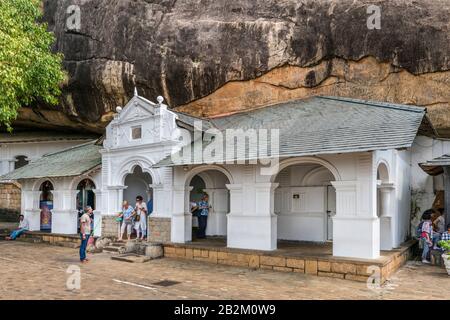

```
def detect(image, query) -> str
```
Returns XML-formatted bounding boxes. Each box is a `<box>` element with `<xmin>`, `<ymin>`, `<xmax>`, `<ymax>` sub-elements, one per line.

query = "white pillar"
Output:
<box><xmin>205</xmin><ymin>188</ymin><xmax>228</xmax><ymax>236</ymax></box>
<box><xmin>51</xmin><ymin>190</ymin><xmax>78</xmax><ymax>234</ymax></box>
<box><xmin>331</xmin><ymin>180</ymin><xmax>380</xmax><ymax>259</ymax></box>
<box><xmin>92</xmin><ymin>189</ymin><xmax>103</xmax><ymax>237</ymax></box>
<box><xmin>23</xmin><ymin>191</ymin><xmax>41</xmax><ymax>231</ymax></box>
<box><xmin>227</xmin><ymin>183</ymin><xmax>278</xmax><ymax>251</ymax></box>
<box><xmin>171</xmin><ymin>184</ymin><xmax>192</xmax><ymax>243</ymax></box>
<box><xmin>150</xmin><ymin>183</ymin><xmax>165</xmax><ymax>217</ymax></box>
<box><xmin>378</xmin><ymin>183</ymin><xmax>395</xmax><ymax>250</ymax></box>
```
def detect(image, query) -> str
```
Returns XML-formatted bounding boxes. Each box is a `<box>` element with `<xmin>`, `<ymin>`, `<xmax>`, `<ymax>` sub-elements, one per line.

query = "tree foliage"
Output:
<box><xmin>0</xmin><ymin>0</ymin><xmax>65</xmax><ymax>130</ymax></box>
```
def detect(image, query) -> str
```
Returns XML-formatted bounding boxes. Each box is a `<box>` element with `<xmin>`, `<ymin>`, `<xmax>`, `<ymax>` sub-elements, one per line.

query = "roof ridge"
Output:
<box><xmin>318</xmin><ymin>96</ymin><xmax>425</xmax><ymax>113</ymax></box>
<box><xmin>43</xmin><ymin>140</ymin><xmax>97</xmax><ymax>157</ymax></box>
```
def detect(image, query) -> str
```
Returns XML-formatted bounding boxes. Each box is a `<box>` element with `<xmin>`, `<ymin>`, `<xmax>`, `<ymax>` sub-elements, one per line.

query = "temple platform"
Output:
<box><xmin>163</xmin><ymin>238</ymin><xmax>417</xmax><ymax>283</ymax></box>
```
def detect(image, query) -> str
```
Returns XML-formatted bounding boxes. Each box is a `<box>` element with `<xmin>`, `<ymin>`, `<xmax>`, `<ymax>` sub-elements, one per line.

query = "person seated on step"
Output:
<box><xmin>118</xmin><ymin>200</ymin><xmax>135</xmax><ymax>242</ymax></box>
<box><xmin>6</xmin><ymin>215</ymin><xmax>29</xmax><ymax>241</ymax></box>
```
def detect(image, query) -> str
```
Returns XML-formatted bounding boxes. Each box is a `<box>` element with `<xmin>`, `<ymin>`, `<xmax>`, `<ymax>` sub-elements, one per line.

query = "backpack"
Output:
<box><xmin>416</xmin><ymin>221</ymin><xmax>424</xmax><ymax>238</ymax></box>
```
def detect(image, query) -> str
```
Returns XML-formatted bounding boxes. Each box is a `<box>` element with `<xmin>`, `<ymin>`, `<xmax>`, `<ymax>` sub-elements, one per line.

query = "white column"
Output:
<box><xmin>51</xmin><ymin>189</ymin><xmax>78</xmax><ymax>235</ymax></box>
<box><xmin>23</xmin><ymin>191</ymin><xmax>41</xmax><ymax>231</ymax></box>
<box><xmin>331</xmin><ymin>180</ymin><xmax>380</xmax><ymax>259</ymax></box>
<box><xmin>227</xmin><ymin>183</ymin><xmax>278</xmax><ymax>251</ymax></box>
<box><xmin>171</xmin><ymin>184</ymin><xmax>192</xmax><ymax>243</ymax></box>
<box><xmin>93</xmin><ymin>189</ymin><xmax>103</xmax><ymax>237</ymax></box>
<box><xmin>205</xmin><ymin>188</ymin><xmax>228</xmax><ymax>236</ymax></box>
<box><xmin>378</xmin><ymin>183</ymin><xmax>395</xmax><ymax>250</ymax></box>
<box><xmin>150</xmin><ymin>183</ymin><xmax>165</xmax><ymax>217</ymax></box>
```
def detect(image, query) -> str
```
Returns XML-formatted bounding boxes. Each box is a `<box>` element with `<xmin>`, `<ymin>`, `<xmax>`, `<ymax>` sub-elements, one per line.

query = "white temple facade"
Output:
<box><xmin>3</xmin><ymin>92</ymin><xmax>442</xmax><ymax>261</ymax></box>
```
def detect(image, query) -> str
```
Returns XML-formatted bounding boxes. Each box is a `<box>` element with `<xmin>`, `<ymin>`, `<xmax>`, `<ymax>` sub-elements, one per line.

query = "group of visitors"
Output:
<box><xmin>117</xmin><ymin>196</ymin><xmax>152</xmax><ymax>241</ymax></box>
<box><xmin>419</xmin><ymin>208</ymin><xmax>450</xmax><ymax>264</ymax></box>
<box><xmin>190</xmin><ymin>193</ymin><xmax>211</xmax><ymax>239</ymax></box>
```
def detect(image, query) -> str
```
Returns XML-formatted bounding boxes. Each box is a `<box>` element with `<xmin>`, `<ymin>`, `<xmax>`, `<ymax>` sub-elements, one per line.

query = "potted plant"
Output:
<box><xmin>438</xmin><ymin>240</ymin><xmax>450</xmax><ymax>275</ymax></box>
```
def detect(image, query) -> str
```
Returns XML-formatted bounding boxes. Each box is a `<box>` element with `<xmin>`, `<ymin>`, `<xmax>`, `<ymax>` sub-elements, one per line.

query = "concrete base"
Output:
<box><xmin>101</xmin><ymin>215</ymin><xmax>120</xmax><ymax>238</ymax></box>
<box><xmin>171</xmin><ymin>214</ymin><xmax>190</xmax><ymax>243</ymax></box>
<box><xmin>149</xmin><ymin>217</ymin><xmax>171</xmax><ymax>243</ymax></box>
<box><xmin>333</xmin><ymin>216</ymin><xmax>380</xmax><ymax>259</ymax></box>
<box><xmin>227</xmin><ymin>214</ymin><xmax>277</xmax><ymax>251</ymax></box>
<box><xmin>25</xmin><ymin>209</ymin><xmax>42</xmax><ymax>231</ymax></box>
<box><xmin>163</xmin><ymin>239</ymin><xmax>416</xmax><ymax>283</ymax></box>
<box><xmin>51</xmin><ymin>210</ymin><xmax>78</xmax><ymax>234</ymax></box>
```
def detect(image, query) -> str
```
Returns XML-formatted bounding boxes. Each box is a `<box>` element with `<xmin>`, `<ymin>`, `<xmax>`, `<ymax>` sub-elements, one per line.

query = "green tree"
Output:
<box><xmin>0</xmin><ymin>0</ymin><xmax>65</xmax><ymax>130</ymax></box>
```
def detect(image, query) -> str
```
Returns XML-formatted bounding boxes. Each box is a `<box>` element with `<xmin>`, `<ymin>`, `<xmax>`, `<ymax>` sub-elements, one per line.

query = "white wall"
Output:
<box><xmin>0</xmin><ymin>140</ymin><xmax>93</xmax><ymax>176</ymax></box>
<box><xmin>274</xmin><ymin>165</ymin><xmax>334</xmax><ymax>242</ymax></box>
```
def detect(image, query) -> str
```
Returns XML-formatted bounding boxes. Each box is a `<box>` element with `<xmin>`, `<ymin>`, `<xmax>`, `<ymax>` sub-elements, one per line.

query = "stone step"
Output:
<box><xmin>111</xmin><ymin>253</ymin><xmax>151</xmax><ymax>263</ymax></box>
<box><xmin>103</xmin><ymin>246</ymin><xmax>121</xmax><ymax>253</ymax></box>
<box><xmin>16</xmin><ymin>237</ymin><xmax>42</xmax><ymax>243</ymax></box>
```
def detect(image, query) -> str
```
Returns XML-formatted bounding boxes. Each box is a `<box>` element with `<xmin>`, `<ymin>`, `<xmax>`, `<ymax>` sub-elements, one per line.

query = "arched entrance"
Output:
<box><xmin>186</xmin><ymin>169</ymin><xmax>230</xmax><ymax>241</ymax></box>
<box><xmin>377</xmin><ymin>162</ymin><xmax>394</xmax><ymax>250</ymax></box>
<box><xmin>123</xmin><ymin>166</ymin><xmax>153</xmax><ymax>205</ymax></box>
<box><xmin>274</xmin><ymin>163</ymin><xmax>336</xmax><ymax>242</ymax></box>
<box><xmin>39</xmin><ymin>181</ymin><xmax>54</xmax><ymax>231</ymax></box>
<box><xmin>76</xmin><ymin>179</ymin><xmax>96</xmax><ymax>232</ymax></box>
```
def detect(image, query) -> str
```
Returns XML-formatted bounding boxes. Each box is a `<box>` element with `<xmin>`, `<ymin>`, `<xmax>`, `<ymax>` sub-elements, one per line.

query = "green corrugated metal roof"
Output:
<box><xmin>0</xmin><ymin>141</ymin><xmax>102</xmax><ymax>180</ymax></box>
<box><xmin>155</xmin><ymin>96</ymin><xmax>428</xmax><ymax>167</ymax></box>
<box><xmin>0</xmin><ymin>131</ymin><xmax>99</xmax><ymax>143</ymax></box>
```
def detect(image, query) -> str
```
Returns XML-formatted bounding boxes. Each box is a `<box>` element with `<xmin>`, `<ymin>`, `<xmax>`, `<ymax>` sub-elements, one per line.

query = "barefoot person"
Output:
<box><xmin>5</xmin><ymin>215</ymin><xmax>29</xmax><ymax>241</ymax></box>
<box><xmin>118</xmin><ymin>201</ymin><xmax>135</xmax><ymax>241</ymax></box>
<box><xmin>79</xmin><ymin>206</ymin><xmax>93</xmax><ymax>263</ymax></box>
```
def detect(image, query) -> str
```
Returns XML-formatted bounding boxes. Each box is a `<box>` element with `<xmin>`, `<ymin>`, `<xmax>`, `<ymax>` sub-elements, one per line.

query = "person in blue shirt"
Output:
<box><xmin>197</xmin><ymin>194</ymin><xmax>210</xmax><ymax>239</ymax></box>
<box><xmin>118</xmin><ymin>201</ymin><xmax>135</xmax><ymax>241</ymax></box>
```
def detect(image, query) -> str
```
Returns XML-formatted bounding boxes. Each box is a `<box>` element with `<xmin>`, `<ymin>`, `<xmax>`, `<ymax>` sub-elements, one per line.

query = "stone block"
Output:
<box><xmin>260</xmin><ymin>256</ymin><xmax>286</xmax><ymax>267</ymax></box>
<box><xmin>208</xmin><ymin>251</ymin><xmax>218</xmax><ymax>263</ymax></box>
<box><xmin>305</xmin><ymin>260</ymin><xmax>318</xmax><ymax>274</ymax></box>
<box><xmin>318</xmin><ymin>272</ymin><xmax>345</xmax><ymax>279</ymax></box>
<box><xmin>273</xmin><ymin>266</ymin><xmax>293</xmax><ymax>272</ymax></box>
<box><xmin>331</xmin><ymin>262</ymin><xmax>357</xmax><ymax>274</ymax></box>
<box><xmin>286</xmin><ymin>258</ymin><xmax>304</xmax><ymax>269</ymax></box>
<box><xmin>318</xmin><ymin>261</ymin><xmax>331</xmax><ymax>272</ymax></box>
<box><xmin>185</xmin><ymin>248</ymin><xmax>194</xmax><ymax>259</ymax></box>
<box><xmin>249</xmin><ymin>255</ymin><xmax>260</xmax><ymax>268</ymax></box>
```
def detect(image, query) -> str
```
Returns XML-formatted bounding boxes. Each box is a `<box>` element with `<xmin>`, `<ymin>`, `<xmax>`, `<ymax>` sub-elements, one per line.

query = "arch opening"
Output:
<box><xmin>39</xmin><ymin>181</ymin><xmax>54</xmax><ymax>231</ymax></box>
<box><xmin>186</xmin><ymin>169</ymin><xmax>230</xmax><ymax>242</ymax></box>
<box><xmin>274</xmin><ymin>163</ymin><xmax>336</xmax><ymax>244</ymax></box>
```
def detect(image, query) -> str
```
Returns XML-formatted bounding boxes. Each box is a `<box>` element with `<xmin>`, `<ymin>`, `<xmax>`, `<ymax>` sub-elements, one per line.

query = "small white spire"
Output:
<box><xmin>157</xmin><ymin>96</ymin><xmax>164</xmax><ymax>105</ymax></box>
<box><xmin>134</xmin><ymin>87</ymin><xmax>138</xmax><ymax>97</ymax></box>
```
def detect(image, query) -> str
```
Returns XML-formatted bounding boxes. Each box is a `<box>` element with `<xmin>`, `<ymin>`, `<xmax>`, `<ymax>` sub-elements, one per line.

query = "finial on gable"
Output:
<box><xmin>134</xmin><ymin>87</ymin><xmax>138</xmax><ymax>97</ymax></box>
<box><xmin>157</xmin><ymin>96</ymin><xmax>164</xmax><ymax>105</ymax></box>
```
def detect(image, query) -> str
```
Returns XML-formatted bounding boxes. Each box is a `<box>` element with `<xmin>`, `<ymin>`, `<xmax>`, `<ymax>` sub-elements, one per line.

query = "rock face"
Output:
<box><xmin>18</xmin><ymin>0</ymin><xmax>449</xmax><ymax>134</ymax></box>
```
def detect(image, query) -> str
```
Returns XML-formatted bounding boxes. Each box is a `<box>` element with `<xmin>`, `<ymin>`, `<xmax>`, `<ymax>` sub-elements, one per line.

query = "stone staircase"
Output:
<box><xmin>105</xmin><ymin>241</ymin><xmax>164</xmax><ymax>263</ymax></box>
<box><xmin>103</xmin><ymin>241</ymin><xmax>126</xmax><ymax>253</ymax></box>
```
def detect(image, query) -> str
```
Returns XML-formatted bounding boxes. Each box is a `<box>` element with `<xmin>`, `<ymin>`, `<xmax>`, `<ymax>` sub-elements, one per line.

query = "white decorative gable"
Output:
<box><xmin>103</xmin><ymin>92</ymin><xmax>180</xmax><ymax>150</ymax></box>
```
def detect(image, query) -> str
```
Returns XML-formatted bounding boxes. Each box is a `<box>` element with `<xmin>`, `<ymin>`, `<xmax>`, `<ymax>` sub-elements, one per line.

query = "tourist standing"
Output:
<box><xmin>118</xmin><ymin>201</ymin><xmax>135</xmax><ymax>241</ymax></box>
<box><xmin>420</xmin><ymin>210</ymin><xmax>433</xmax><ymax>264</ymax></box>
<box><xmin>197</xmin><ymin>194</ymin><xmax>210</xmax><ymax>239</ymax></box>
<box><xmin>79</xmin><ymin>206</ymin><xmax>93</xmax><ymax>263</ymax></box>
<box><xmin>134</xmin><ymin>195</ymin><xmax>148</xmax><ymax>241</ymax></box>
<box><xmin>5</xmin><ymin>215</ymin><xmax>29</xmax><ymax>241</ymax></box>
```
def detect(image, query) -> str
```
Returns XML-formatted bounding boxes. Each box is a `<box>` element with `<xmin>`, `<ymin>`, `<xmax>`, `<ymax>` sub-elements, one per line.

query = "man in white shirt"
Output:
<box><xmin>6</xmin><ymin>215</ymin><xmax>29</xmax><ymax>240</ymax></box>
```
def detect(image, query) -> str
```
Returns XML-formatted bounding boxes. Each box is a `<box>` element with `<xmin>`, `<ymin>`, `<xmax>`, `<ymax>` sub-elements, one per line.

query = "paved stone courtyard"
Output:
<box><xmin>0</xmin><ymin>241</ymin><xmax>448</xmax><ymax>300</ymax></box>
